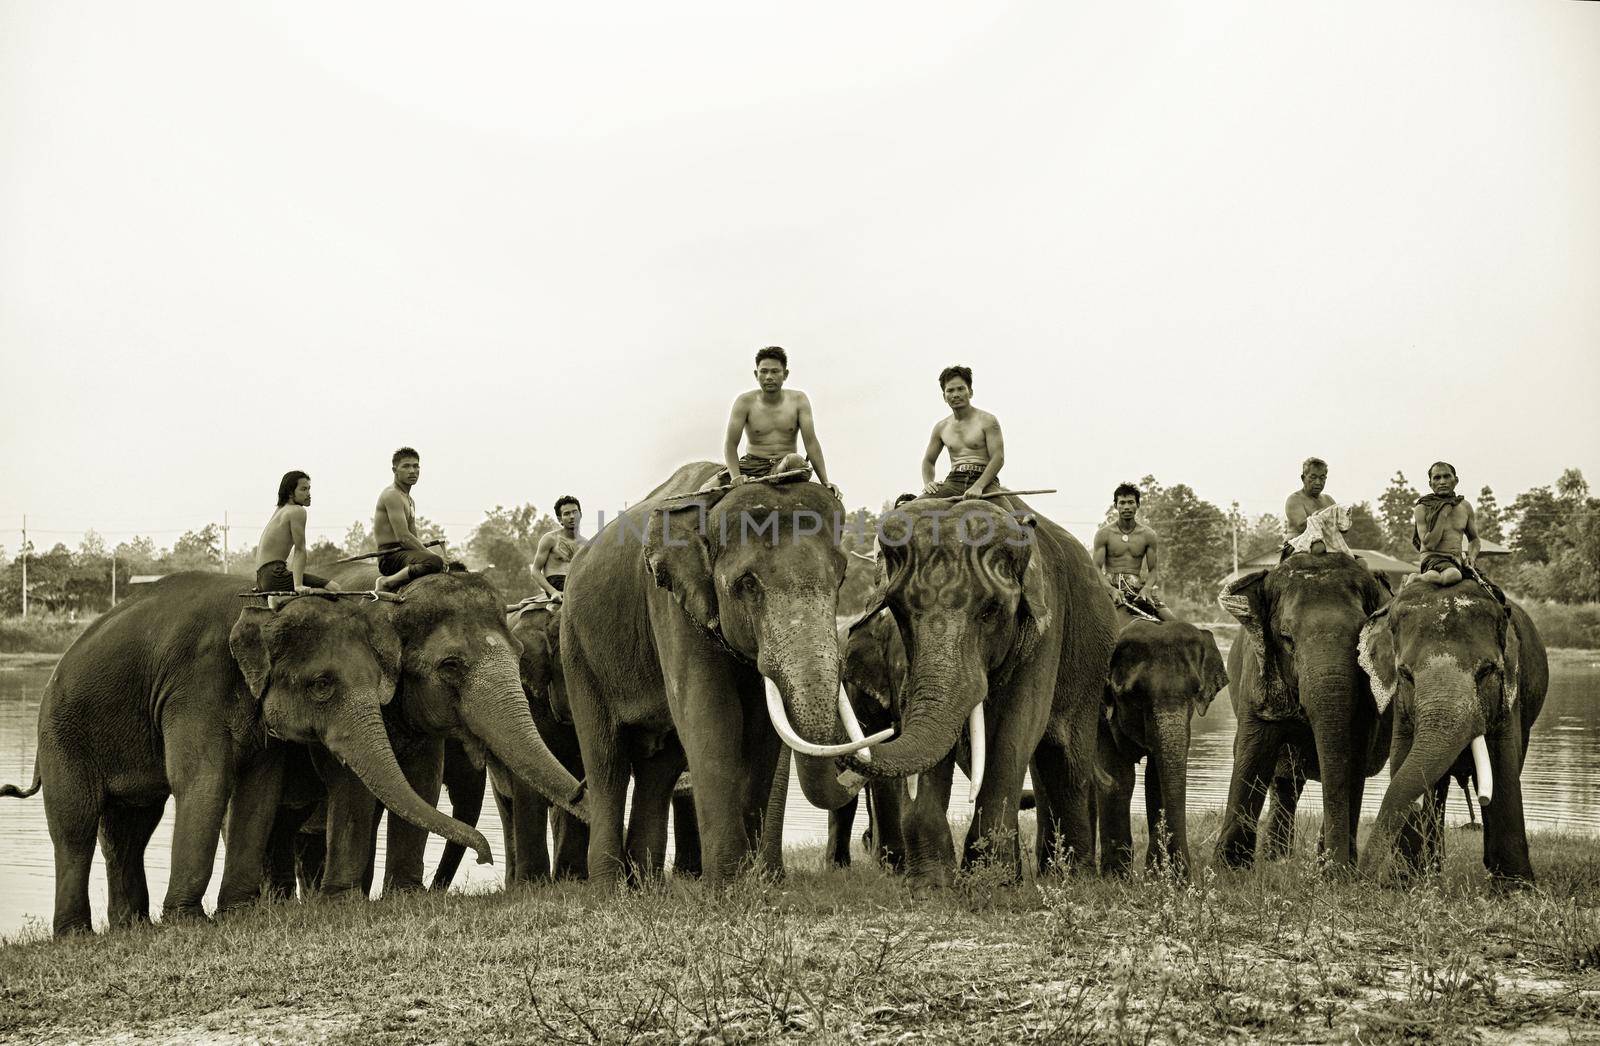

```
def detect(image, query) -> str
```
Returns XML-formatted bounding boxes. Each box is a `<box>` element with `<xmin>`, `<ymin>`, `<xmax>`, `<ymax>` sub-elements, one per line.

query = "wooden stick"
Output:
<box><xmin>931</xmin><ymin>488</ymin><xmax>1056</xmax><ymax>502</ymax></box>
<box><xmin>334</xmin><ymin>539</ymin><xmax>445</xmax><ymax>564</ymax></box>
<box><xmin>661</xmin><ymin>468</ymin><xmax>813</xmax><ymax>502</ymax></box>
<box><xmin>240</xmin><ymin>589</ymin><xmax>404</xmax><ymax>603</ymax></box>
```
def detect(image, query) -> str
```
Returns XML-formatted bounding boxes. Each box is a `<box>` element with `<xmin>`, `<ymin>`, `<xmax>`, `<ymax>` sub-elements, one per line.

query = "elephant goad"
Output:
<box><xmin>272</xmin><ymin>566</ymin><xmax>588</xmax><ymax>898</ymax></box>
<box><xmin>831</xmin><ymin>496</ymin><xmax>1117</xmax><ymax>883</ymax></box>
<box><xmin>1098</xmin><ymin>619</ymin><xmax>1229</xmax><ymax>877</ymax></box>
<box><xmin>562</xmin><ymin>462</ymin><xmax>881</xmax><ymax>887</ymax></box>
<box><xmin>429</xmin><ymin>601</ymin><xmax>701</xmax><ymax>889</ymax></box>
<box><xmin>0</xmin><ymin>573</ymin><xmax>490</xmax><ymax>936</ymax></box>
<box><xmin>1214</xmin><ymin>552</ymin><xmax>1392</xmax><ymax>870</ymax></box>
<box><xmin>1357</xmin><ymin>580</ymin><xmax>1548</xmax><ymax>883</ymax></box>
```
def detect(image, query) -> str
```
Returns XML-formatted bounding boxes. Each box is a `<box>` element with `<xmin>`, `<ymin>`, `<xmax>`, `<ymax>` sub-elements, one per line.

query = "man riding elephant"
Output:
<box><xmin>561</xmin><ymin>461</ymin><xmax>883</xmax><ymax>887</ymax></box>
<box><xmin>0</xmin><ymin>574</ymin><xmax>490</xmax><ymax>935</ymax></box>
<box><xmin>829</xmin><ymin>494</ymin><xmax>1117</xmax><ymax>882</ymax></box>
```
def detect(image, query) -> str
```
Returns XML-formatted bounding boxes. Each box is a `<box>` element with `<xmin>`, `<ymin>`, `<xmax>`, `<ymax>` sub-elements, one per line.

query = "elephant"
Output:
<box><xmin>1214</xmin><ymin>551</ymin><xmax>1393</xmax><ymax>870</ymax></box>
<box><xmin>1356</xmin><ymin>581</ymin><xmax>1548</xmax><ymax>882</ymax></box>
<box><xmin>0</xmin><ymin>573</ymin><xmax>489</xmax><ymax>935</ymax></box>
<box><xmin>429</xmin><ymin>600</ymin><xmax>705</xmax><ymax>888</ymax></box>
<box><xmin>278</xmin><ymin>565</ymin><xmax>589</xmax><ymax>897</ymax></box>
<box><xmin>560</xmin><ymin>462</ymin><xmax>882</xmax><ymax>887</ymax></box>
<box><xmin>824</xmin><ymin>607</ymin><xmax>910</xmax><ymax>871</ymax></box>
<box><xmin>828</xmin><ymin>495</ymin><xmax>1118</xmax><ymax>883</ymax></box>
<box><xmin>1096</xmin><ymin>616</ymin><xmax>1229</xmax><ymax>876</ymax></box>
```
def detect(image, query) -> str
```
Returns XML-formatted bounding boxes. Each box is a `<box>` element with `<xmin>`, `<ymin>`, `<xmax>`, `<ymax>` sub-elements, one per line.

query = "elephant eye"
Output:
<box><xmin>734</xmin><ymin>573</ymin><xmax>761</xmax><ymax>597</ymax></box>
<box><xmin>310</xmin><ymin>674</ymin><xmax>337</xmax><ymax>701</ymax></box>
<box><xmin>1277</xmin><ymin>631</ymin><xmax>1295</xmax><ymax>649</ymax></box>
<box><xmin>1475</xmin><ymin>663</ymin><xmax>1499</xmax><ymax>684</ymax></box>
<box><xmin>437</xmin><ymin>655</ymin><xmax>468</xmax><ymax>674</ymax></box>
<box><xmin>1397</xmin><ymin>664</ymin><xmax>1414</xmax><ymax>684</ymax></box>
<box><xmin>977</xmin><ymin>599</ymin><xmax>1002</xmax><ymax>622</ymax></box>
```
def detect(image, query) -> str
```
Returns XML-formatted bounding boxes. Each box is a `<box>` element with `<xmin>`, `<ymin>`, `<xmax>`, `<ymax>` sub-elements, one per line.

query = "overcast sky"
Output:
<box><xmin>3</xmin><ymin>1</ymin><xmax>1596</xmax><ymax>555</ymax></box>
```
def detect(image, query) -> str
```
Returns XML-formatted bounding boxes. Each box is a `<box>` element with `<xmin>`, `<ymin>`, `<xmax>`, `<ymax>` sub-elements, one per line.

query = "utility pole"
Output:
<box><xmin>222</xmin><ymin>511</ymin><xmax>230</xmax><ymax>574</ymax></box>
<box><xmin>1230</xmin><ymin>500</ymin><xmax>1240</xmax><ymax>574</ymax></box>
<box><xmin>20</xmin><ymin>514</ymin><xmax>27</xmax><ymax>619</ymax></box>
<box><xmin>111</xmin><ymin>546</ymin><xmax>117</xmax><ymax>608</ymax></box>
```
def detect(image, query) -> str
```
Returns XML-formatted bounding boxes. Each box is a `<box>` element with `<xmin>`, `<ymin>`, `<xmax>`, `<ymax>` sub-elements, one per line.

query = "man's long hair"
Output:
<box><xmin>277</xmin><ymin>471</ymin><xmax>309</xmax><ymax>507</ymax></box>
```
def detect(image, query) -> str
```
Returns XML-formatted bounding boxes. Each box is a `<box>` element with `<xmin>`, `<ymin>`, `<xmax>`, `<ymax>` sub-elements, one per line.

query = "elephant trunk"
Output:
<box><xmin>758</xmin><ymin>610</ymin><xmax>887</xmax><ymax>759</ymax></box>
<box><xmin>852</xmin><ymin>667</ymin><xmax>986</xmax><ymax>781</ymax></box>
<box><xmin>461</xmin><ymin>662</ymin><xmax>588</xmax><ymax>823</ymax></box>
<box><xmin>322</xmin><ymin>699</ymin><xmax>492</xmax><ymax>864</ymax></box>
<box><xmin>1151</xmin><ymin>710</ymin><xmax>1192</xmax><ymax>872</ymax></box>
<box><xmin>1361</xmin><ymin>672</ymin><xmax>1480</xmax><ymax>874</ymax></box>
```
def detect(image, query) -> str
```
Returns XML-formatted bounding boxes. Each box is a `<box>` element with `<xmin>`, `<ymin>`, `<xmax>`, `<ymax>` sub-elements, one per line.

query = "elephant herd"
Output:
<box><xmin>2</xmin><ymin>462</ymin><xmax>1551</xmax><ymax>936</ymax></box>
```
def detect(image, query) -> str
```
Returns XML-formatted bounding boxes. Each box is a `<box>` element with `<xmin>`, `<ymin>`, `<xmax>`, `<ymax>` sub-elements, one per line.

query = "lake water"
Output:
<box><xmin>2</xmin><ymin>651</ymin><xmax>1597</xmax><ymax>938</ymax></box>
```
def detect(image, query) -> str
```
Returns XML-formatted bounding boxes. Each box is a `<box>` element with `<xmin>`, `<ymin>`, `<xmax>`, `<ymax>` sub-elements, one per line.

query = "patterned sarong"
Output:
<box><xmin>1111</xmin><ymin>572</ymin><xmax>1165</xmax><ymax>618</ymax></box>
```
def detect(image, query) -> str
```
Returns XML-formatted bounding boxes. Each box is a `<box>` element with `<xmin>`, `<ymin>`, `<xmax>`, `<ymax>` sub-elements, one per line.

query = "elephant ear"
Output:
<box><xmin>1017</xmin><ymin>546</ymin><xmax>1053</xmax><ymax>638</ymax></box>
<box><xmin>839</xmin><ymin>554</ymin><xmax>893</xmax><ymax>652</ymax></box>
<box><xmin>1217</xmin><ymin>569</ymin><xmax>1293</xmax><ymax>714</ymax></box>
<box><xmin>362</xmin><ymin>614</ymin><xmax>403</xmax><ymax>705</ymax></box>
<box><xmin>643</xmin><ymin>502</ymin><xmax>720</xmax><ymax>634</ymax></box>
<box><xmin>1501</xmin><ymin>612</ymin><xmax>1521</xmax><ymax>711</ymax></box>
<box><xmin>1357</xmin><ymin>606</ymin><xmax>1399</xmax><ymax>715</ymax></box>
<box><xmin>1189</xmin><ymin>628</ymin><xmax>1229</xmax><ymax>717</ymax></box>
<box><xmin>229</xmin><ymin>606</ymin><xmax>276</xmax><ymax>701</ymax></box>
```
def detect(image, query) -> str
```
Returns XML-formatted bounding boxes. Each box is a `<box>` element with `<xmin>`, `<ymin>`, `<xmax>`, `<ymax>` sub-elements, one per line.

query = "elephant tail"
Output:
<box><xmin>0</xmin><ymin>764</ymin><xmax>40</xmax><ymax>799</ymax></box>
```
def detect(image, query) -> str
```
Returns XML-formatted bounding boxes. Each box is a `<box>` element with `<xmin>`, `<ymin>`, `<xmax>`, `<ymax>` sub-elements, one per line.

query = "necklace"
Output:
<box><xmin>1117</xmin><ymin>521</ymin><xmax>1136</xmax><ymax>543</ymax></box>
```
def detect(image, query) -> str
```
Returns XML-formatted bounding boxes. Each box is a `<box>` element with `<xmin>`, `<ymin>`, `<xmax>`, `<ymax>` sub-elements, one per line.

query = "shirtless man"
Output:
<box><xmin>721</xmin><ymin>346</ymin><xmax>840</xmax><ymax>497</ymax></box>
<box><xmin>920</xmin><ymin>365</ymin><xmax>1004</xmax><ymax>499</ymax></box>
<box><xmin>1285</xmin><ymin>458</ymin><xmax>1335</xmax><ymax>542</ymax></box>
<box><xmin>531</xmin><ymin>495</ymin><xmax>582</xmax><ymax>600</ymax></box>
<box><xmin>374</xmin><ymin>447</ymin><xmax>445</xmax><ymax>592</ymax></box>
<box><xmin>1412</xmin><ymin>461</ymin><xmax>1479</xmax><ymax>586</ymax></box>
<box><xmin>1092</xmin><ymin>482</ymin><xmax>1176</xmax><ymax>621</ymax></box>
<box><xmin>255</xmin><ymin>471</ymin><xmax>338</xmax><ymax>595</ymax></box>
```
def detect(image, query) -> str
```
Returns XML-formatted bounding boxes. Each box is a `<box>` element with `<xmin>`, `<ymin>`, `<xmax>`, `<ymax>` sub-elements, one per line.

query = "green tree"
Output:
<box><xmin>1476</xmin><ymin>486</ymin><xmax>1504</xmax><ymax>543</ymax></box>
<box><xmin>342</xmin><ymin>521</ymin><xmax>371</xmax><ymax>557</ymax></box>
<box><xmin>1237</xmin><ymin>513</ymin><xmax>1285</xmax><ymax>564</ymax></box>
<box><xmin>1127</xmin><ymin>477</ymin><xmax>1230</xmax><ymax>598</ymax></box>
<box><xmin>1377</xmin><ymin>471</ymin><xmax>1420</xmax><ymax>556</ymax></box>
<box><xmin>1345</xmin><ymin>502</ymin><xmax>1387</xmax><ymax>551</ymax></box>
<box><xmin>113</xmin><ymin>536</ymin><xmax>160</xmax><ymax>575</ymax></box>
<box><xmin>163</xmin><ymin>525</ymin><xmax>223</xmax><ymax>572</ymax></box>
<box><xmin>1508</xmin><ymin>485</ymin><xmax>1561</xmax><ymax>563</ymax></box>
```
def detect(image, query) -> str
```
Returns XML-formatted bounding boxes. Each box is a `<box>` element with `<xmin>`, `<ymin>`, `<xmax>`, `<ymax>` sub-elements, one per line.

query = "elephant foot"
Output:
<box><xmin>53</xmin><ymin>919</ymin><xmax>95</xmax><ymax>938</ymax></box>
<box><xmin>907</xmin><ymin>864</ymin><xmax>956</xmax><ymax>889</ymax></box>
<box><xmin>159</xmin><ymin>904</ymin><xmax>213</xmax><ymax>926</ymax></box>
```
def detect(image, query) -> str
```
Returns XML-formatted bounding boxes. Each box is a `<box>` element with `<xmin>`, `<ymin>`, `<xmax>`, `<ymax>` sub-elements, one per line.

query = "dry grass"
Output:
<box><xmin>3</xmin><ymin>813</ymin><xmax>1599</xmax><ymax>1044</ymax></box>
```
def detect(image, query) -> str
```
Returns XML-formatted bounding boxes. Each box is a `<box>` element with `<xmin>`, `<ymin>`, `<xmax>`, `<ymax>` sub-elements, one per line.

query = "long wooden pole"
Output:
<box><xmin>335</xmin><ymin>539</ymin><xmax>445</xmax><ymax>565</ymax></box>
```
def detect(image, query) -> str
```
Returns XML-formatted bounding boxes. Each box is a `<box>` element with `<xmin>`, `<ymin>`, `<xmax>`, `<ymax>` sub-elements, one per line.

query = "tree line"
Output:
<box><xmin>4</xmin><ymin>467</ymin><xmax>1596</xmax><ymax>616</ymax></box>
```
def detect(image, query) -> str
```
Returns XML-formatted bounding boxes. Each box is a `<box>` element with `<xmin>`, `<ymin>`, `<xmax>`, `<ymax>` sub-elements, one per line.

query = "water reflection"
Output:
<box><xmin>2</xmin><ymin>652</ymin><xmax>1596</xmax><ymax>936</ymax></box>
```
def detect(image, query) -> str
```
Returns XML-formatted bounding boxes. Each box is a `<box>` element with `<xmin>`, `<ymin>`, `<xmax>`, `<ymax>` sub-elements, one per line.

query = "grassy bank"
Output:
<box><xmin>1517</xmin><ymin>599</ymin><xmax>1600</xmax><ymax>651</ymax></box>
<box><xmin>3</xmin><ymin>815</ymin><xmax>1598</xmax><ymax>1044</ymax></box>
<box><xmin>0</xmin><ymin>612</ymin><xmax>92</xmax><ymax>655</ymax></box>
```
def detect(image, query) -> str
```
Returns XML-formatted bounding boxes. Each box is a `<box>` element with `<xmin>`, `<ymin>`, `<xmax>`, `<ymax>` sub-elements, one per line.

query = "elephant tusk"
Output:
<box><xmin>968</xmin><ymin>702</ymin><xmax>986</xmax><ymax>803</ymax></box>
<box><xmin>907</xmin><ymin>774</ymin><xmax>919</xmax><ymax>802</ymax></box>
<box><xmin>1470</xmin><ymin>734</ymin><xmax>1494</xmax><ymax>805</ymax></box>
<box><xmin>837</xmin><ymin>683</ymin><xmax>873</xmax><ymax>764</ymax></box>
<box><xmin>763</xmin><ymin>677</ymin><xmax>892</xmax><ymax>758</ymax></box>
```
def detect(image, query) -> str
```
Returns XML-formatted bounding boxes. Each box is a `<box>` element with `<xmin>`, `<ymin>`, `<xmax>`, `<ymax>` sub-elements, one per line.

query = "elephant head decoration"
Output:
<box><xmin>1356</xmin><ymin>581</ymin><xmax>1547</xmax><ymax>882</ymax></box>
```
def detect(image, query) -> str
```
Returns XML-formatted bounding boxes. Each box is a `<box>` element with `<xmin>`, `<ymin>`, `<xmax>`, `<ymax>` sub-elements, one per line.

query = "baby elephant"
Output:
<box><xmin>1097</xmin><ymin>620</ymin><xmax>1229</xmax><ymax>876</ymax></box>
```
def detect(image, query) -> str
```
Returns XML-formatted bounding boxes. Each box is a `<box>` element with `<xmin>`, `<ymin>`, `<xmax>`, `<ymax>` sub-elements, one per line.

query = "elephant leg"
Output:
<box><xmin>757</xmin><ymin>746</ymin><xmax>789</xmax><ymax>878</ymax></box>
<box><xmin>1481</xmin><ymin>727</ymin><xmax>1535</xmax><ymax>883</ymax></box>
<box><xmin>869</xmin><ymin>781</ymin><xmax>906</xmax><ymax>871</ymax></box>
<box><xmin>382</xmin><ymin>737</ymin><xmax>445</xmax><ymax>894</ymax></box>
<box><xmin>296</xmin><ymin>810</ymin><xmax>327</xmax><ymax>895</ymax></box>
<box><xmin>669</xmin><ymin>787</ymin><xmax>700</xmax><ymax>878</ymax></box>
<box><xmin>160</xmin><ymin>729</ymin><xmax>235</xmax><ymax>922</ymax></box>
<box><xmin>100</xmin><ymin>800</ymin><xmax>166</xmax><ymax>928</ymax></box>
<box><xmin>1143</xmin><ymin>756</ymin><xmax>1180</xmax><ymax>872</ymax></box>
<box><xmin>673</xmin><ymin>682</ymin><xmax>761</xmax><ymax>886</ymax></box>
<box><xmin>554</xmin><ymin>808</ymin><xmax>589</xmax><ymax>879</ymax></box>
<box><xmin>265</xmin><ymin>805</ymin><xmax>313</xmax><ymax>899</ymax></box>
<box><xmin>963</xmin><ymin>697</ymin><xmax>1039</xmax><ymax>880</ymax></box>
<box><xmin>1216</xmin><ymin>719</ymin><xmax>1281</xmax><ymax>870</ymax></box>
<box><xmin>499</xmin><ymin>784</ymin><xmax>549</xmax><ymax>885</ymax></box>
<box><xmin>1260</xmin><ymin>753</ymin><xmax>1305</xmax><ymax>861</ymax></box>
<box><xmin>1032</xmin><ymin>737</ymin><xmax>1093</xmax><ymax>873</ymax></box>
<box><xmin>740</xmin><ymin>702</ymin><xmax>783</xmax><ymax>876</ymax></box>
<box><xmin>44</xmin><ymin>774</ymin><xmax>102</xmax><ymax>935</ymax></box>
<box><xmin>1098</xmin><ymin>754</ymin><xmax>1135</xmax><ymax>877</ymax></box>
<box><xmin>828</xmin><ymin>796</ymin><xmax>859</xmax><ymax>869</ymax></box>
<box><xmin>568</xmin><ymin>660</ymin><xmax>631</xmax><ymax>889</ymax></box>
<box><xmin>315</xmin><ymin>753</ymin><xmax>382</xmax><ymax>898</ymax></box>
<box><xmin>216</xmin><ymin>749</ymin><xmax>287</xmax><ymax>913</ymax></box>
<box><xmin>626</xmin><ymin>750</ymin><xmax>685</xmax><ymax>883</ymax></box>
<box><xmin>431</xmin><ymin>756</ymin><xmax>487</xmax><ymax>891</ymax></box>
<box><xmin>900</xmin><ymin>753</ymin><xmax>957</xmax><ymax>885</ymax></box>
